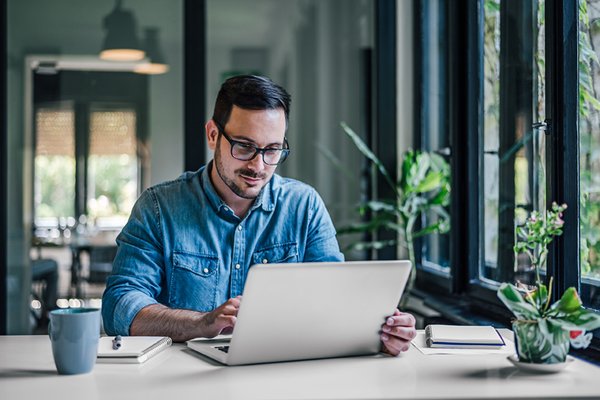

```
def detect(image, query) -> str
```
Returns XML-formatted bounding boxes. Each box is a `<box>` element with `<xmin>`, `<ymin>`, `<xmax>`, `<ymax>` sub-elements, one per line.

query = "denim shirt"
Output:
<box><xmin>102</xmin><ymin>163</ymin><xmax>344</xmax><ymax>335</ymax></box>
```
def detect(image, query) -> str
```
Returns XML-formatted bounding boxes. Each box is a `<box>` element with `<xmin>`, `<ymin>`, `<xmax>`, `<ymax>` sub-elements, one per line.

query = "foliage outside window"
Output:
<box><xmin>579</xmin><ymin>0</ymin><xmax>600</xmax><ymax>307</ymax></box>
<box><xmin>481</xmin><ymin>0</ymin><xmax>545</xmax><ymax>286</ymax></box>
<box><xmin>87</xmin><ymin>109</ymin><xmax>138</xmax><ymax>229</ymax></box>
<box><xmin>479</xmin><ymin>0</ymin><xmax>600</xmax><ymax>308</ymax></box>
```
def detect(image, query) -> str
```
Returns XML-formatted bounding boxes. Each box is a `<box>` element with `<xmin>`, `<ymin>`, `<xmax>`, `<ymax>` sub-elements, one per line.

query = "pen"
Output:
<box><xmin>112</xmin><ymin>335</ymin><xmax>122</xmax><ymax>350</ymax></box>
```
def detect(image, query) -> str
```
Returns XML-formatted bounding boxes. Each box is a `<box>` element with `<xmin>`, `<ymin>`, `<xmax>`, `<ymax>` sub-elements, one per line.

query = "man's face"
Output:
<box><xmin>207</xmin><ymin>105</ymin><xmax>287</xmax><ymax>201</ymax></box>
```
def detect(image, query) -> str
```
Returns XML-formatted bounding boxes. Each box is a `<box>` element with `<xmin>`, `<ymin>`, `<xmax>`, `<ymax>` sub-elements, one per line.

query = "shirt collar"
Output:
<box><xmin>201</xmin><ymin>161</ymin><xmax>275</xmax><ymax>214</ymax></box>
<box><xmin>252</xmin><ymin>177</ymin><xmax>274</xmax><ymax>212</ymax></box>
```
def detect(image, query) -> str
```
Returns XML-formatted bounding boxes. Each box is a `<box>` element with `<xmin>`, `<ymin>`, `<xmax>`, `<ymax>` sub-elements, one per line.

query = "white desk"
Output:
<box><xmin>1</xmin><ymin>332</ymin><xmax>599</xmax><ymax>400</ymax></box>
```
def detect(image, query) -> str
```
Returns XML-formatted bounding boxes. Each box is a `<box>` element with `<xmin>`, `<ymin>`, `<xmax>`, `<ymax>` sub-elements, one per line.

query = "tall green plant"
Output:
<box><xmin>337</xmin><ymin>123</ymin><xmax>451</xmax><ymax>304</ymax></box>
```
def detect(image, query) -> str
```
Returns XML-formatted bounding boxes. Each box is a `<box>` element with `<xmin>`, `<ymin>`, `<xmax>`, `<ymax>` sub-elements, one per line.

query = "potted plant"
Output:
<box><xmin>336</xmin><ymin>123</ymin><xmax>451</xmax><ymax>306</ymax></box>
<box><xmin>497</xmin><ymin>202</ymin><xmax>600</xmax><ymax>364</ymax></box>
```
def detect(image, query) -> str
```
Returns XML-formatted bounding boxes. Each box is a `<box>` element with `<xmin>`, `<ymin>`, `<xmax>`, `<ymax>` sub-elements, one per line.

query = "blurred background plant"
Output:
<box><xmin>333</xmin><ymin>122</ymin><xmax>451</xmax><ymax>306</ymax></box>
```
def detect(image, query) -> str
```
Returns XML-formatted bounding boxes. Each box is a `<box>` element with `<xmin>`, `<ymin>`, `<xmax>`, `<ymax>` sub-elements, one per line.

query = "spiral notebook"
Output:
<box><xmin>425</xmin><ymin>325</ymin><xmax>505</xmax><ymax>349</ymax></box>
<box><xmin>97</xmin><ymin>336</ymin><xmax>172</xmax><ymax>364</ymax></box>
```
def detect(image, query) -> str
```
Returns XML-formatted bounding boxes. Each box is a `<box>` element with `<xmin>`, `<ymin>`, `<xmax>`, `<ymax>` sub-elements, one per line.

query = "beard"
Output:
<box><xmin>214</xmin><ymin>143</ymin><xmax>268</xmax><ymax>200</ymax></box>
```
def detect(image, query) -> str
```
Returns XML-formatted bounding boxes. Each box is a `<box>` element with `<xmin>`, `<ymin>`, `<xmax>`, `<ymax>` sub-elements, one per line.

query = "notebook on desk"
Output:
<box><xmin>97</xmin><ymin>336</ymin><xmax>172</xmax><ymax>364</ymax></box>
<box><xmin>424</xmin><ymin>324</ymin><xmax>506</xmax><ymax>349</ymax></box>
<box><xmin>187</xmin><ymin>260</ymin><xmax>412</xmax><ymax>366</ymax></box>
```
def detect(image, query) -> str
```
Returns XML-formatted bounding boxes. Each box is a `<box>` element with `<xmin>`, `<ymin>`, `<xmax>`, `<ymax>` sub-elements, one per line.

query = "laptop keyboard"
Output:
<box><xmin>215</xmin><ymin>345</ymin><xmax>230</xmax><ymax>353</ymax></box>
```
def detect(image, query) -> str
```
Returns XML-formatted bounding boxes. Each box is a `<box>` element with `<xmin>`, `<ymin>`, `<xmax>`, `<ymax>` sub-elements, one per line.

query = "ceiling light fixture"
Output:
<box><xmin>134</xmin><ymin>27</ymin><xmax>169</xmax><ymax>75</ymax></box>
<box><xmin>100</xmin><ymin>0</ymin><xmax>145</xmax><ymax>61</ymax></box>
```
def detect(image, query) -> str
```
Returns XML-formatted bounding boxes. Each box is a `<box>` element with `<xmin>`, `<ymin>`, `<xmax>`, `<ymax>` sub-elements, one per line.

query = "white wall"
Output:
<box><xmin>397</xmin><ymin>0</ymin><xmax>414</xmax><ymax>157</ymax></box>
<box><xmin>397</xmin><ymin>0</ymin><xmax>414</xmax><ymax>259</ymax></box>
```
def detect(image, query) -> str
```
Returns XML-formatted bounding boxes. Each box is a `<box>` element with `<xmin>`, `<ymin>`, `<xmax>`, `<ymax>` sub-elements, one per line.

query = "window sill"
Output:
<box><xmin>408</xmin><ymin>288</ymin><xmax>600</xmax><ymax>367</ymax></box>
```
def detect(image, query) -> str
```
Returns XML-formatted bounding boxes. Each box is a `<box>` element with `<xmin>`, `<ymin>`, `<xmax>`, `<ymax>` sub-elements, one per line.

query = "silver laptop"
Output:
<box><xmin>186</xmin><ymin>260</ymin><xmax>411</xmax><ymax>366</ymax></box>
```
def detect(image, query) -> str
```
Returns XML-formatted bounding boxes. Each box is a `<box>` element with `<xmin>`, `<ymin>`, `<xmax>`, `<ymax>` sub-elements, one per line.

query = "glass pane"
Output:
<box><xmin>87</xmin><ymin>108</ymin><xmax>138</xmax><ymax>230</ymax></box>
<box><xmin>481</xmin><ymin>0</ymin><xmax>545</xmax><ymax>286</ymax></box>
<box><xmin>482</xmin><ymin>0</ymin><xmax>502</xmax><ymax>279</ymax></box>
<box><xmin>579</xmin><ymin>0</ymin><xmax>600</xmax><ymax>309</ymax></box>
<box><xmin>34</xmin><ymin>105</ymin><xmax>76</xmax><ymax>238</ymax></box>
<box><xmin>419</xmin><ymin>0</ymin><xmax>450</xmax><ymax>274</ymax></box>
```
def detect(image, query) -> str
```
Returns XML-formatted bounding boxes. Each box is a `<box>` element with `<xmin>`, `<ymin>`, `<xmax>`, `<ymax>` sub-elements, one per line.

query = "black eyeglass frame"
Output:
<box><xmin>214</xmin><ymin>120</ymin><xmax>291</xmax><ymax>166</ymax></box>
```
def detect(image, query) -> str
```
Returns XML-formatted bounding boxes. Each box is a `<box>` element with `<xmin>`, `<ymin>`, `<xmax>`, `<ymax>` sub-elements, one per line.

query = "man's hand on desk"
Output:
<box><xmin>130</xmin><ymin>296</ymin><xmax>242</xmax><ymax>342</ymax></box>
<box><xmin>200</xmin><ymin>296</ymin><xmax>242</xmax><ymax>337</ymax></box>
<box><xmin>380</xmin><ymin>309</ymin><xmax>417</xmax><ymax>356</ymax></box>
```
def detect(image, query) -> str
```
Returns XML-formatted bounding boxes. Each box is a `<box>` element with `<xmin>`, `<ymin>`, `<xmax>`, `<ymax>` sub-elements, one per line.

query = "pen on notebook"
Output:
<box><xmin>112</xmin><ymin>335</ymin><xmax>122</xmax><ymax>350</ymax></box>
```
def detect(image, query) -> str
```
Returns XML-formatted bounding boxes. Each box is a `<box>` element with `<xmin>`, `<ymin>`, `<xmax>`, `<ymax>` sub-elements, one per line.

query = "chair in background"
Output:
<box><xmin>31</xmin><ymin>258</ymin><xmax>59</xmax><ymax>329</ymax></box>
<box><xmin>87</xmin><ymin>245</ymin><xmax>118</xmax><ymax>284</ymax></box>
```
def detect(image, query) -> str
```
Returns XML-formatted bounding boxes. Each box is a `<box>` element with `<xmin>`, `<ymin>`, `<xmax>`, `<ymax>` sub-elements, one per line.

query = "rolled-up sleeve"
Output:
<box><xmin>102</xmin><ymin>189</ymin><xmax>165</xmax><ymax>335</ymax></box>
<box><xmin>303</xmin><ymin>190</ymin><xmax>345</xmax><ymax>262</ymax></box>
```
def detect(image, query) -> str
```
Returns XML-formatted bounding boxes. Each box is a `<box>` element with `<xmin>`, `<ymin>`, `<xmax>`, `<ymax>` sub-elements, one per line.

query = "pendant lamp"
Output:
<box><xmin>134</xmin><ymin>27</ymin><xmax>169</xmax><ymax>75</ymax></box>
<box><xmin>100</xmin><ymin>0</ymin><xmax>145</xmax><ymax>61</ymax></box>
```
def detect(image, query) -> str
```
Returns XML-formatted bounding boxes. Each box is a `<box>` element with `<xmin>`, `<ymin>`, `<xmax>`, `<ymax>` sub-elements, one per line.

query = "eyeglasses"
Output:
<box><xmin>214</xmin><ymin>121</ymin><xmax>290</xmax><ymax>166</ymax></box>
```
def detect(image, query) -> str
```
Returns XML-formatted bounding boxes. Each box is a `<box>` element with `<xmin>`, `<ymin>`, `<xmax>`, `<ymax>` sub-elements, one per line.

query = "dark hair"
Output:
<box><xmin>212</xmin><ymin>75</ymin><xmax>291</xmax><ymax>129</ymax></box>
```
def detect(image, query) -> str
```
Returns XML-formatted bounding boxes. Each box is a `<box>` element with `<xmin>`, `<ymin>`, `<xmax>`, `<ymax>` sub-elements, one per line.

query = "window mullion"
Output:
<box><xmin>546</xmin><ymin>0</ymin><xmax>579</xmax><ymax>295</ymax></box>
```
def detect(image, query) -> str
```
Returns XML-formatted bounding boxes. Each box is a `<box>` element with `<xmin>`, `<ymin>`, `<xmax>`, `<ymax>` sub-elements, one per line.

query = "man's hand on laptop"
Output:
<box><xmin>200</xmin><ymin>296</ymin><xmax>242</xmax><ymax>337</ymax></box>
<box><xmin>380</xmin><ymin>309</ymin><xmax>416</xmax><ymax>356</ymax></box>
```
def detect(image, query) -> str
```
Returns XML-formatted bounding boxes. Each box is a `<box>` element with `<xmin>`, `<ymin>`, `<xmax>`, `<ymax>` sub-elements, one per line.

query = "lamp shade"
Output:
<box><xmin>134</xmin><ymin>27</ymin><xmax>169</xmax><ymax>75</ymax></box>
<box><xmin>100</xmin><ymin>0</ymin><xmax>145</xmax><ymax>61</ymax></box>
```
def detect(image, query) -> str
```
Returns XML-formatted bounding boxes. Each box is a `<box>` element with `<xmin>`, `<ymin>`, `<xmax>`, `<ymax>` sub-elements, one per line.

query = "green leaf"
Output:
<box><xmin>337</xmin><ymin>217</ymin><xmax>389</xmax><ymax>235</ymax></box>
<box><xmin>412</xmin><ymin>219</ymin><xmax>449</xmax><ymax>238</ymax></box>
<box><xmin>550</xmin><ymin>287</ymin><xmax>582</xmax><ymax>314</ymax></box>
<box><xmin>314</xmin><ymin>146</ymin><xmax>358</xmax><ymax>184</ymax></box>
<box><xmin>553</xmin><ymin>309</ymin><xmax>600</xmax><ymax>331</ymax></box>
<box><xmin>430</xmin><ymin>185</ymin><xmax>450</xmax><ymax>206</ymax></box>
<box><xmin>359</xmin><ymin>200</ymin><xmax>398</xmax><ymax>214</ymax></box>
<box><xmin>341</xmin><ymin>122</ymin><xmax>396</xmax><ymax>193</ymax></box>
<box><xmin>484</xmin><ymin>0</ymin><xmax>500</xmax><ymax>13</ymax></box>
<box><xmin>528</xmin><ymin>283</ymin><xmax>548</xmax><ymax>310</ymax></box>
<box><xmin>346</xmin><ymin>239</ymin><xmax>397</xmax><ymax>251</ymax></box>
<box><xmin>414</xmin><ymin>171</ymin><xmax>443</xmax><ymax>193</ymax></box>
<box><xmin>497</xmin><ymin>283</ymin><xmax>540</xmax><ymax>319</ymax></box>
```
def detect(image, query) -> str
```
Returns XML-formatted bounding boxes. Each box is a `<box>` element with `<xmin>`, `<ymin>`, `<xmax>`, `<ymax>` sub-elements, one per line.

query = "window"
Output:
<box><xmin>479</xmin><ymin>0</ymin><xmax>546</xmax><ymax>286</ymax></box>
<box><xmin>87</xmin><ymin>107</ymin><xmax>138</xmax><ymax>229</ymax></box>
<box><xmin>415</xmin><ymin>0</ymin><xmax>600</xmax><ymax>350</ymax></box>
<box><xmin>34</xmin><ymin>105</ymin><xmax>76</xmax><ymax>233</ymax></box>
<box><xmin>417</xmin><ymin>0</ymin><xmax>452</xmax><ymax>277</ymax></box>
<box><xmin>579</xmin><ymin>0</ymin><xmax>600</xmax><ymax>309</ymax></box>
<box><xmin>32</xmin><ymin>70</ymin><xmax>147</xmax><ymax>238</ymax></box>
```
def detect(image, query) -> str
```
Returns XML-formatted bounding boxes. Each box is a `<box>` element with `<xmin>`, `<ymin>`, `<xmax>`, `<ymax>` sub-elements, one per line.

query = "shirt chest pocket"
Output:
<box><xmin>169</xmin><ymin>252</ymin><xmax>219</xmax><ymax>312</ymax></box>
<box><xmin>252</xmin><ymin>242</ymin><xmax>299</xmax><ymax>265</ymax></box>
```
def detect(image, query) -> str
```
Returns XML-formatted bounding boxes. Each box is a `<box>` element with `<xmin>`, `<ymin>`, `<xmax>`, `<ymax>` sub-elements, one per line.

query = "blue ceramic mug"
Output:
<box><xmin>48</xmin><ymin>308</ymin><xmax>100</xmax><ymax>375</ymax></box>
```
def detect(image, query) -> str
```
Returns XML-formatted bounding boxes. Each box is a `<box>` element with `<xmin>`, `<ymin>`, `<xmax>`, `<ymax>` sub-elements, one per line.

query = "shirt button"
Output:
<box><xmin>203</xmin><ymin>268</ymin><xmax>209</xmax><ymax>273</ymax></box>
<box><xmin>235</xmin><ymin>264</ymin><xmax>241</xmax><ymax>270</ymax></box>
<box><xmin>262</xmin><ymin>259</ymin><xmax>268</xmax><ymax>264</ymax></box>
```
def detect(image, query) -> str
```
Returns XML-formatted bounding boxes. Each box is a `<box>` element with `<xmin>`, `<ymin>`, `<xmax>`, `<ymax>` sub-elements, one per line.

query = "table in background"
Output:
<box><xmin>33</xmin><ymin>232</ymin><xmax>117</xmax><ymax>298</ymax></box>
<box><xmin>1</xmin><ymin>331</ymin><xmax>599</xmax><ymax>400</ymax></box>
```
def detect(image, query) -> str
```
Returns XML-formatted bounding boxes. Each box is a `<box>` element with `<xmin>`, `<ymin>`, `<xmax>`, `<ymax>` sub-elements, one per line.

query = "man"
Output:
<box><xmin>102</xmin><ymin>75</ymin><xmax>416</xmax><ymax>355</ymax></box>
